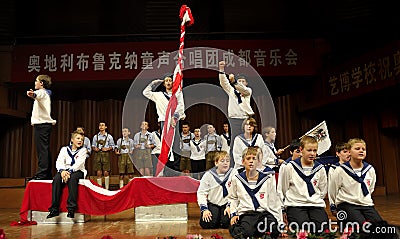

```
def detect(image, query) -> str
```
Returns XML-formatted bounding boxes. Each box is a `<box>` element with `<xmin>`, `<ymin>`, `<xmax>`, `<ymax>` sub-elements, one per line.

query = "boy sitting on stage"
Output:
<box><xmin>229</xmin><ymin>147</ymin><xmax>282</xmax><ymax>239</ymax></box>
<box><xmin>329</xmin><ymin>138</ymin><xmax>384</xmax><ymax>233</ymax></box>
<box><xmin>197</xmin><ymin>151</ymin><xmax>233</xmax><ymax>229</ymax></box>
<box><xmin>47</xmin><ymin>131</ymin><xmax>88</xmax><ymax>219</ymax></box>
<box><xmin>278</xmin><ymin>135</ymin><xmax>328</xmax><ymax>234</ymax></box>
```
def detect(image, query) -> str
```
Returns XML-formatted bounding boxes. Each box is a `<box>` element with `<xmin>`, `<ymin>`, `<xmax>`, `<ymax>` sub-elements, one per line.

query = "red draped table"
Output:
<box><xmin>19</xmin><ymin>176</ymin><xmax>200</xmax><ymax>222</ymax></box>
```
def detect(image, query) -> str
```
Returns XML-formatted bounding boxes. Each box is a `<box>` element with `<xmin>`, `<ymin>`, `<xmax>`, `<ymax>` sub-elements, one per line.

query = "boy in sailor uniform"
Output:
<box><xmin>327</xmin><ymin>142</ymin><xmax>350</xmax><ymax>215</ymax></box>
<box><xmin>278</xmin><ymin>136</ymin><xmax>328</xmax><ymax>234</ymax></box>
<box><xmin>218</xmin><ymin>61</ymin><xmax>254</xmax><ymax>155</ymax></box>
<box><xmin>263</xmin><ymin>126</ymin><xmax>285</xmax><ymax>165</ymax></box>
<box><xmin>143</xmin><ymin>74</ymin><xmax>186</xmax><ymax>175</ymax></box>
<box><xmin>329</xmin><ymin>138</ymin><xmax>384</xmax><ymax>232</ymax></box>
<box><xmin>190</xmin><ymin>128</ymin><xmax>206</xmax><ymax>179</ymax></box>
<box><xmin>228</xmin><ymin>147</ymin><xmax>282</xmax><ymax>239</ymax></box>
<box><xmin>232</xmin><ymin>117</ymin><xmax>276</xmax><ymax>169</ymax></box>
<box><xmin>197</xmin><ymin>151</ymin><xmax>233</xmax><ymax>229</ymax></box>
<box><xmin>133</xmin><ymin>121</ymin><xmax>155</xmax><ymax>177</ymax></box>
<box><xmin>47</xmin><ymin>131</ymin><xmax>87</xmax><ymax>219</ymax></box>
<box><xmin>276</xmin><ymin>139</ymin><xmax>302</xmax><ymax>207</ymax></box>
<box><xmin>221</xmin><ymin>121</ymin><xmax>231</xmax><ymax>154</ymax></box>
<box><xmin>92</xmin><ymin>121</ymin><xmax>115</xmax><ymax>190</ymax></box>
<box><xmin>115</xmin><ymin>127</ymin><xmax>135</xmax><ymax>188</ymax></box>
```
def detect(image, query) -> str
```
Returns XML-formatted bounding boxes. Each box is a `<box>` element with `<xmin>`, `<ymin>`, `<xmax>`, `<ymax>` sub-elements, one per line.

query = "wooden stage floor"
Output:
<box><xmin>0</xmin><ymin>194</ymin><xmax>400</xmax><ymax>239</ymax></box>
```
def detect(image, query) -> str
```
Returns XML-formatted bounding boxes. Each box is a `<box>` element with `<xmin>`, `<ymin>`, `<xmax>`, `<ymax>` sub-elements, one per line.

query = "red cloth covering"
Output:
<box><xmin>16</xmin><ymin>176</ymin><xmax>200</xmax><ymax>224</ymax></box>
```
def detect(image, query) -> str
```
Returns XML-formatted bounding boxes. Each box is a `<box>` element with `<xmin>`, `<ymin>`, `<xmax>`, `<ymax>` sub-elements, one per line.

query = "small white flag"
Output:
<box><xmin>304</xmin><ymin>120</ymin><xmax>331</xmax><ymax>155</ymax></box>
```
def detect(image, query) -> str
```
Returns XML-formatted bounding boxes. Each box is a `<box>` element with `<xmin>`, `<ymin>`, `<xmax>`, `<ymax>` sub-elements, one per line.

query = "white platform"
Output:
<box><xmin>134</xmin><ymin>203</ymin><xmax>188</xmax><ymax>222</ymax></box>
<box><xmin>28</xmin><ymin>210</ymin><xmax>90</xmax><ymax>224</ymax></box>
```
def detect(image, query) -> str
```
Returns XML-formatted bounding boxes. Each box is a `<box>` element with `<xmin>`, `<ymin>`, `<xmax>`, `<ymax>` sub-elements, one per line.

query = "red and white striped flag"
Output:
<box><xmin>156</xmin><ymin>5</ymin><xmax>194</xmax><ymax>176</ymax></box>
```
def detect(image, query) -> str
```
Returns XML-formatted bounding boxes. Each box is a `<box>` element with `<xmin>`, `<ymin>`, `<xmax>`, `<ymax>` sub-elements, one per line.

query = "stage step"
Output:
<box><xmin>0</xmin><ymin>178</ymin><xmax>26</xmax><ymax>188</ymax></box>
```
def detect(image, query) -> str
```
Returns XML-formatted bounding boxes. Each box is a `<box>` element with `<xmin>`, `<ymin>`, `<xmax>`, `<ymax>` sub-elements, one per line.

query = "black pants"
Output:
<box><xmin>151</xmin><ymin>154</ymin><xmax>160</xmax><ymax>176</ymax></box>
<box><xmin>229</xmin><ymin>211</ymin><xmax>279</xmax><ymax>239</ymax></box>
<box><xmin>49</xmin><ymin>171</ymin><xmax>84</xmax><ymax>212</ymax></box>
<box><xmin>200</xmin><ymin>203</ymin><xmax>230</xmax><ymax>229</ymax></box>
<box><xmin>337</xmin><ymin>202</ymin><xmax>383</xmax><ymax>233</ymax></box>
<box><xmin>228</xmin><ymin>118</ymin><xmax>245</xmax><ymax>167</ymax></box>
<box><xmin>34</xmin><ymin>123</ymin><xmax>53</xmax><ymax>179</ymax></box>
<box><xmin>191</xmin><ymin>159</ymin><xmax>206</xmax><ymax>179</ymax></box>
<box><xmin>160</xmin><ymin>121</ymin><xmax>181</xmax><ymax>176</ymax></box>
<box><xmin>286</xmin><ymin>206</ymin><xmax>329</xmax><ymax>234</ymax></box>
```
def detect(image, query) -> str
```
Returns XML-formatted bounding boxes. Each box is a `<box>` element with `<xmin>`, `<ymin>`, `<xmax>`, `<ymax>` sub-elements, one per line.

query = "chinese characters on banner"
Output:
<box><xmin>328</xmin><ymin>50</ymin><xmax>400</xmax><ymax>96</ymax></box>
<box><xmin>12</xmin><ymin>40</ymin><xmax>316</xmax><ymax>82</ymax></box>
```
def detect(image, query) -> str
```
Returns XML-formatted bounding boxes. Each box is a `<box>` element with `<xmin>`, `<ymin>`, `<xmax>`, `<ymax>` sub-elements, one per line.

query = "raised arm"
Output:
<box><xmin>143</xmin><ymin>79</ymin><xmax>164</xmax><ymax>101</ymax></box>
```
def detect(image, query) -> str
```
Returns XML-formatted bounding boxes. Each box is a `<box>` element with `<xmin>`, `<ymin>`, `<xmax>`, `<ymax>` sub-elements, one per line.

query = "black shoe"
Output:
<box><xmin>46</xmin><ymin>210</ymin><xmax>59</xmax><ymax>219</ymax></box>
<box><xmin>28</xmin><ymin>175</ymin><xmax>48</xmax><ymax>181</ymax></box>
<box><xmin>67</xmin><ymin>210</ymin><xmax>75</xmax><ymax>218</ymax></box>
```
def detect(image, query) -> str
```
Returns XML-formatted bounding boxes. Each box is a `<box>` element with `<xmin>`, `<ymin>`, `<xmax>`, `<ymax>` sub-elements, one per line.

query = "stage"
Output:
<box><xmin>18</xmin><ymin>176</ymin><xmax>200</xmax><ymax>223</ymax></box>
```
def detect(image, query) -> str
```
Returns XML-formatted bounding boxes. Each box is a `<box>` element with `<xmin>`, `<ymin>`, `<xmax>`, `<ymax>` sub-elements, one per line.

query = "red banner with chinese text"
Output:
<box><xmin>11</xmin><ymin>39</ymin><xmax>317</xmax><ymax>82</ymax></box>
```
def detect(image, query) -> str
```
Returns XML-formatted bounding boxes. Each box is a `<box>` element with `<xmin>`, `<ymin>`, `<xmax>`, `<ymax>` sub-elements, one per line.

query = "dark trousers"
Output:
<box><xmin>34</xmin><ymin>123</ymin><xmax>53</xmax><ymax>179</ymax></box>
<box><xmin>151</xmin><ymin>154</ymin><xmax>160</xmax><ymax>176</ymax></box>
<box><xmin>228</xmin><ymin>118</ymin><xmax>245</xmax><ymax>167</ymax></box>
<box><xmin>49</xmin><ymin>171</ymin><xmax>84</xmax><ymax>212</ymax></box>
<box><xmin>200</xmin><ymin>203</ymin><xmax>230</xmax><ymax>229</ymax></box>
<box><xmin>337</xmin><ymin>202</ymin><xmax>383</xmax><ymax>232</ymax></box>
<box><xmin>191</xmin><ymin>159</ymin><xmax>206</xmax><ymax>179</ymax></box>
<box><xmin>160</xmin><ymin>121</ymin><xmax>181</xmax><ymax>176</ymax></box>
<box><xmin>229</xmin><ymin>211</ymin><xmax>279</xmax><ymax>239</ymax></box>
<box><xmin>286</xmin><ymin>206</ymin><xmax>329</xmax><ymax>234</ymax></box>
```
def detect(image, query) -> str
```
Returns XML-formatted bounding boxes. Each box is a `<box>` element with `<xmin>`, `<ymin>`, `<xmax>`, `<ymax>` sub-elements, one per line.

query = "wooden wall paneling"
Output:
<box><xmin>361</xmin><ymin>113</ymin><xmax>384</xmax><ymax>187</ymax></box>
<box><xmin>379</xmin><ymin>132</ymin><xmax>399</xmax><ymax>193</ymax></box>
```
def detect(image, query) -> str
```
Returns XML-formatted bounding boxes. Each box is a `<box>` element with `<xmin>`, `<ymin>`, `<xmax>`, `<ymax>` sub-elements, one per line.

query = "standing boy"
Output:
<box><xmin>115</xmin><ymin>127</ymin><xmax>135</xmax><ymax>188</ymax></box>
<box><xmin>26</xmin><ymin>75</ymin><xmax>56</xmax><ymax>180</ymax></box>
<box><xmin>133</xmin><ymin>121</ymin><xmax>155</xmax><ymax>176</ymax></box>
<box><xmin>92</xmin><ymin>122</ymin><xmax>115</xmax><ymax>190</ymax></box>
<box><xmin>143</xmin><ymin>74</ymin><xmax>186</xmax><ymax>174</ymax></box>
<box><xmin>190</xmin><ymin>128</ymin><xmax>207</xmax><ymax>179</ymax></box>
<box><xmin>180</xmin><ymin>122</ymin><xmax>194</xmax><ymax>174</ymax></box>
<box><xmin>204</xmin><ymin>124</ymin><xmax>222</xmax><ymax>170</ymax></box>
<box><xmin>219</xmin><ymin>61</ymin><xmax>254</xmax><ymax>160</ymax></box>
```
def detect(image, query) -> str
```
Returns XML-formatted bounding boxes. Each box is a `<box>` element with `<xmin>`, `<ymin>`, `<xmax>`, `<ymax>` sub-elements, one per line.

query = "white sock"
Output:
<box><xmin>97</xmin><ymin>178</ymin><xmax>102</xmax><ymax>186</ymax></box>
<box><xmin>119</xmin><ymin>180</ymin><xmax>124</xmax><ymax>188</ymax></box>
<box><xmin>105</xmin><ymin>176</ymin><xmax>110</xmax><ymax>190</ymax></box>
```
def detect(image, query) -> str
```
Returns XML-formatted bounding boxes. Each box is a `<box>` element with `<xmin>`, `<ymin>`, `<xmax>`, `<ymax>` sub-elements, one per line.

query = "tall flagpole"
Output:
<box><xmin>156</xmin><ymin>5</ymin><xmax>194</xmax><ymax>176</ymax></box>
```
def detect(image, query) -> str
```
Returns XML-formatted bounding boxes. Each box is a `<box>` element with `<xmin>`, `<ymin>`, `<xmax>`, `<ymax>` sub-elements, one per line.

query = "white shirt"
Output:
<box><xmin>219</xmin><ymin>73</ymin><xmax>254</xmax><ymax>119</ymax></box>
<box><xmin>329</xmin><ymin>163</ymin><xmax>376</xmax><ymax>207</ymax></box>
<box><xmin>116</xmin><ymin>137</ymin><xmax>134</xmax><ymax>154</ymax></box>
<box><xmin>228</xmin><ymin>170</ymin><xmax>282</xmax><ymax>223</ymax></box>
<box><xmin>189</xmin><ymin>139</ymin><xmax>206</xmax><ymax>161</ymax></box>
<box><xmin>30</xmin><ymin>89</ymin><xmax>56</xmax><ymax>125</ymax></box>
<box><xmin>56</xmin><ymin>146</ymin><xmax>87</xmax><ymax>178</ymax></box>
<box><xmin>197</xmin><ymin>168</ymin><xmax>234</xmax><ymax>211</ymax></box>
<box><xmin>278</xmin><ymin>160</ymin><xmax>327</xmax><ymax>208</ymax></box>
<box><xmin>232</xmin><ymin>133</ymin><xmax>276</xmax><ymax>169</ymax></box>
<box><xmin>143</xmin><ymin>82</ymin><xmax>186</xmax><ymax>122</ymax></box>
